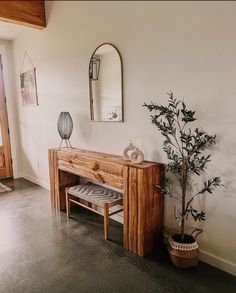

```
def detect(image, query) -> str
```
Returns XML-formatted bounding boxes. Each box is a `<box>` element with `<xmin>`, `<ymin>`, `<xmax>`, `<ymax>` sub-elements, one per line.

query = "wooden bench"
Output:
<box><xmin>65</xmin><ymin>183</ymin><xmax>123</xmax><ymax>239</ymax></box>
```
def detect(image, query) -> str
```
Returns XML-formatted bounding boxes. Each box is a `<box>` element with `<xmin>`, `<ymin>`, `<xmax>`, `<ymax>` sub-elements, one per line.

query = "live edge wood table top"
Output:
<box><xmin>48</xmin><ymin>148</ymin><xmax>165</xmax><ymax>257</ymax></box>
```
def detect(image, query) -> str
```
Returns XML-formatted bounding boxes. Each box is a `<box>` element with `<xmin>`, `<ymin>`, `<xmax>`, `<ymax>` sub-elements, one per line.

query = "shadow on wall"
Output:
<box><xmin>20</xmin><ymin>149</ymin><xmax>37</xmax><ymax>181</ymax></box>
<box><xmin>3</xmin><ymin>43</ymin><xmax>23</xmax><ymax>178</ymax></box>
<box><xmin>44</xmin><ymin>1</ymin><xmax>54</xmax><ymax>25</ymax></box>
<box><xmin>76</xmin><ymin>114</ymin><xmax>93</xmax><ymax>149</ymax></box>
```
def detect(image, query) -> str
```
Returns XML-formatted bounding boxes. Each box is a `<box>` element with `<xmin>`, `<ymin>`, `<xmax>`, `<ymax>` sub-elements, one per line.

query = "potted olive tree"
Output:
<box><xmin>144</xmin><ymin>92</ymin><xmax>222</xmax><ymax>268</ymax></box>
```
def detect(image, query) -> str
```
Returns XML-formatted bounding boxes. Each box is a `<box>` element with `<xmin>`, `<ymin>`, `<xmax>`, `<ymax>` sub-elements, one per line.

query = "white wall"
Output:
<box><xmin>10</xmin><ymin>1</ymin><xmax>236</xmax><ymax>275</ymax></box>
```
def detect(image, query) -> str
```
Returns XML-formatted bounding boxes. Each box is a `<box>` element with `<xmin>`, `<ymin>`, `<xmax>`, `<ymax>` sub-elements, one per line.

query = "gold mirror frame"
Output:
<box><xmin>89</xmin><ymin>43</ymin><xmax>124</xmax><ymax>122</ymax></box>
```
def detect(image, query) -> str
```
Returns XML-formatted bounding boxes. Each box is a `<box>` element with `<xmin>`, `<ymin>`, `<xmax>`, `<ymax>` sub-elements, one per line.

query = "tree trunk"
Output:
<box><xmin>181</xmin><ymin>157</ymin><xmax>188</xmax><ymax>242</ymax></box>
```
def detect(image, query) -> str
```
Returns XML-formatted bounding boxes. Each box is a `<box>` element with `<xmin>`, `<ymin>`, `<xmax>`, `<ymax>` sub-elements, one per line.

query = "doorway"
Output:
<box><xmin>0</xmin><ymin>55</ymin><xmax>13</xmax><ymax>179</ymax></box>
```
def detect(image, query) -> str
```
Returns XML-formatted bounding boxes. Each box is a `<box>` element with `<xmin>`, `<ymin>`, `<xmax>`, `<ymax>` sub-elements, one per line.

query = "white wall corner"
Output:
<box><xmin>20</xmin><ymin>172</ymin><xmax>50</xmax><ymax>190</ymax></box>
<box><xmin>199</xmin><ymin>249</ymin><xmax>236</xmax><ymax>277</ymax></box>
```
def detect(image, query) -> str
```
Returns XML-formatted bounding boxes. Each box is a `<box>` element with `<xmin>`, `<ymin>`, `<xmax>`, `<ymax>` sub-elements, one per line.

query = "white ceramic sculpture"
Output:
<box><xmin>129</xmin><ymin>148</ymin><xmax>144</xmax><ymax>164</ymax></box>
<box><xmin>123</xmin><ymin>142</ymin><xmax>136</xmax><ymax>160</ymax></box>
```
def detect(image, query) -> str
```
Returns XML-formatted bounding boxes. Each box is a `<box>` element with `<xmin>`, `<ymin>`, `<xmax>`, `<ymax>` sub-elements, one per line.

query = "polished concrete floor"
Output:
<box><xmin>0</xmin><ymin>178</ymin><xmax>235</xmax><ymax>293</ymax></box>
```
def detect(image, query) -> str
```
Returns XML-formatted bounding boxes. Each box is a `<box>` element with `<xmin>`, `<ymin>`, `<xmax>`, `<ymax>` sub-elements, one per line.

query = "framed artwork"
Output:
<box><xmin>20</xmin><ymin>68</ymin><xmax>38</xmax><ymax>106</ymax></box>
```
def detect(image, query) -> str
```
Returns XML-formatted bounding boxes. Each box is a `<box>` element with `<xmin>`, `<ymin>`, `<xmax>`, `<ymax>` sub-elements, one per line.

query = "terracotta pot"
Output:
<box><xmin>168</xmin><ymin>234</ymin><xmax>199</xmax><ymax>268</ymax></box>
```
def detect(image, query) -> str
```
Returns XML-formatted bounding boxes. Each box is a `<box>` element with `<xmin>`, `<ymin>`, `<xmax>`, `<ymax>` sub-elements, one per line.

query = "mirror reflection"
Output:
<box><xmin>89</xmin><ymin>44</ymin><xmax>123</xmax><ymax>122</ymax></box>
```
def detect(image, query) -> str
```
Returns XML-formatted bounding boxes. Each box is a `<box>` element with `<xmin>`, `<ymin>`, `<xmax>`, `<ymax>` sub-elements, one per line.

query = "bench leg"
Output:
<box><xmin>66</xmin><ymin>188</ymin><xmax>71</xmax><ymax>218</ymax></box>
<box><xmin>104</xmin><ymin>203</ymin><xmax>109</xmax><ymax>240</ymax></box>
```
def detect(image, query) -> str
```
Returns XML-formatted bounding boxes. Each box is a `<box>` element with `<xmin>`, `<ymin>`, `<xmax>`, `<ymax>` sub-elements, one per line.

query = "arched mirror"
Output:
<box><xmin>89</xmin><ymin>43</ymin><xmax>123</xmax><ymax>122</ymax></box>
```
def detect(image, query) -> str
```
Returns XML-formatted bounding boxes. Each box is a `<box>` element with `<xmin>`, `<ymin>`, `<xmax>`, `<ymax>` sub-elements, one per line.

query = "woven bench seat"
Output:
<box><xmin>68</xmin><ymin>183</ymin><xmax>123</xmax><ymax>207</ymax></box>
<box><xmin>66</xmin><ymin>183</ymin><xmax>123</xmax><ymax>240</ymax></box>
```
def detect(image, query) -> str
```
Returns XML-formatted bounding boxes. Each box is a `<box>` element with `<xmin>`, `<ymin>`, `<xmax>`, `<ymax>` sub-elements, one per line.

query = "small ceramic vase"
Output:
<box><xmin>130</xmin><ymin>148</ymin><xmax>144</xmax><ymax>164</ymax></box>
<box><xmin>123</xmin><ymin>142</ymin><xmax>136</xmax><ymax>160</ymax></box>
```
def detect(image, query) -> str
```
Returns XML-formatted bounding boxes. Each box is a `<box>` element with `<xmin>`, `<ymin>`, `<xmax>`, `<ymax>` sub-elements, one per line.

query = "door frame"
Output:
<box><xmin>0</xmin><ymin>43</ymin><xmax>18</xmax><ymax>179</ymax></box>
<box><xmin>0</xmin><ymin>55</ymin><xmax>13</xmax><ymax>179</ymax></box>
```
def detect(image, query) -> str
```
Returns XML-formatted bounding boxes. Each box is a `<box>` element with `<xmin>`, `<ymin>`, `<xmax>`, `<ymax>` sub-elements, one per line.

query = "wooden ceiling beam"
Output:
<box><xmin>0</xmin><ymin>1</ymin><xmax>46</xmax><ymax>30</ymax></box>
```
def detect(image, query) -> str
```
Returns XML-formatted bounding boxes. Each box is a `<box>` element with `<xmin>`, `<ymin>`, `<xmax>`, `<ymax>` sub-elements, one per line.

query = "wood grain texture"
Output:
<box><xmin>0</xmin><ymin>148</ymin><xmax>5</xmax><ymax>168</ymax></box>
<box><xmin>49</xmin><ymin>148</ymin><xmax>164</xmax><ymax>256</ymax></box>
<box><xmin>104</xmin><ymin>202</ymin><xmax>109</xmax><ymax>240</ymax></box>
<box><xmin>0</xmin><ymin>57</ymin><xmax>13</xmax><ymax>179</ymax></box>
<box><xmin>56</xmin><ymin>148</ymin><xmax>159</xmax><ymax>169</ymax></box>
<box><xmin>124</xmin><ymin>165</ymin><xmax>165</xmax><ymax>256</ymax></box>
<box><xmin>48</xmin><ymin>149</ymin><xmax>56</xmax><ymax>208</ymax></box>
<box><xmin>0</xmin><ymin>1</ymin><xmax>46</xmax><ymax>29</ymax></box>
<box><xmin>123</xmin><ymin>166</ymin><xmax>129</xmax><ymax>249</ymax></box>
<box><xmin>48</xmin><ymin>149</ymin><xmax>80</xmax><ymax>210</ymax></box>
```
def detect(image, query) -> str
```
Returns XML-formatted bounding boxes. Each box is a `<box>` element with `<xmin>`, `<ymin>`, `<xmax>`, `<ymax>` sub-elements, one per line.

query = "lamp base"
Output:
<box><xmin>59</xmin><ymin>139</ymin><xmax>73</xmax><ymax>149</ymax></box>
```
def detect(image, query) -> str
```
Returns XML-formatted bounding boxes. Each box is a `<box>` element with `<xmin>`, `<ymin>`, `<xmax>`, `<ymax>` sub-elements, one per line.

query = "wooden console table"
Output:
<box><xmin>48</xmin><ymin>148</ymin><xmax>164</xmax><ymax>257</ymax></box>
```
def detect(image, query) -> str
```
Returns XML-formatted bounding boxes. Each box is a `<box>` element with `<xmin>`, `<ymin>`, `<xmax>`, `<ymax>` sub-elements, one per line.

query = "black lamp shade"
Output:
<box><xmin>57</xmin><ymin>112</ymin><xmax>73</xmax><ymax>140</ymax></box>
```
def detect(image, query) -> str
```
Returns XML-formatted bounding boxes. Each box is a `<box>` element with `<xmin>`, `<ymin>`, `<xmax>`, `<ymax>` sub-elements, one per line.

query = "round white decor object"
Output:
<box><xmin>123</xmin><ymin>142</ymin><xmax>136</xmax><ymax>160</ymax></box>
<box><xmin>130</xmin><ymin>148</ymin><xmax>144</xmax><ymax>164</ymax></box>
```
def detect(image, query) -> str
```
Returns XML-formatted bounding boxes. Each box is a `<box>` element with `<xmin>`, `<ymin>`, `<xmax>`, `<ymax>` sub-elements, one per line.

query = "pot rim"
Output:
<box><xmin>169</xmin><ymin>234</ymin><xmax>198</xmax><ymax>251</ymax></box>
